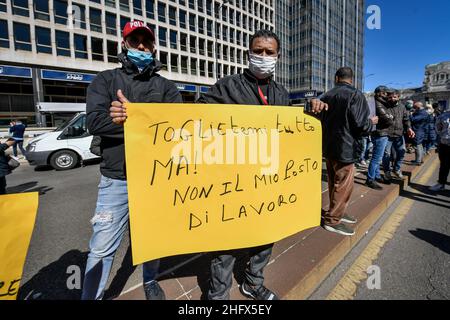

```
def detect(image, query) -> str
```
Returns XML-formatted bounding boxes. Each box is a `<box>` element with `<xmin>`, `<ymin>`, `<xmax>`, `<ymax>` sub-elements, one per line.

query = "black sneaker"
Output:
<box><xmin>143</xmin><ymin>281</ymin><xmax>166</xmax><ymax>300</ymax></box>
<box><xmin>239</xmin><ymin>282</ymin><xmax>279</xmax><ymax>300</ymax></box>
<box><xmin>323</xmin><ymin>223</ymin><xmax>355</xmax><ymax>236</ymax></box>
<box><xmin>340</xmin><ymin>214</ymin><xmax>357</xmax><ymax>224</ymax></box>
<box><xmin>366</xmin><ymin>180</ymin><xmax>383</xmax><ymax>190</ymax></box>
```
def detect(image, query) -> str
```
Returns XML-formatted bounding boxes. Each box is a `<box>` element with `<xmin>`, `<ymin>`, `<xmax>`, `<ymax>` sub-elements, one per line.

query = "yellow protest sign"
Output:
<box><xmin>124</xmin><ymin>104</ymin><xmax>322</xmax><ymax>265</ymax></box>
<box><xmin>0</xmin><ymin>192</ymin><xmax>39</xmax><ymax>300</ymax></box>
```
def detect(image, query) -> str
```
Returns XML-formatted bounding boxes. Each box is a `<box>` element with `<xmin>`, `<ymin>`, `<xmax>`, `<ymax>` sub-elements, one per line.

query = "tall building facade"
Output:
<box><xmin>275</xmin><ymin>0</ymin><xmax>365</xmax><ymax>104</ymax></box>
<box><xmin>0</xmin><ymin>0</ymin><xmax>275</xmax><ymax>127</ymax></box>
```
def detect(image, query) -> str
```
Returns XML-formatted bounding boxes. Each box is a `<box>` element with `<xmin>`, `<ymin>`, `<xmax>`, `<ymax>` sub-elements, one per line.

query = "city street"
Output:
<box><xmin>310</xmin><ymin>156</ymin><xmax>450</xmax><ymax>300</ymax></box>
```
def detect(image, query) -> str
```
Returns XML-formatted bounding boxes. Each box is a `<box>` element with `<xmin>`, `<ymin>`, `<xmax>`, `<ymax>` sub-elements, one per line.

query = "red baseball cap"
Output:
<box><xmin>122</xmin><ymin>21</ymin><xmax>155</xmax><ymax>41</ymax></box>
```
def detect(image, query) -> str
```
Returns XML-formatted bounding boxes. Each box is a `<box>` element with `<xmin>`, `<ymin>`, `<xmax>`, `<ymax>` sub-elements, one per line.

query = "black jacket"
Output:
<box><xmin>86</xmin><ymin>53</ymin><xmax>183</xmax><ymax>180</ymax></box>
<box><xmin>320</xmin><ymin>83</ymin><xmax>373</xmax><ymax>164</ymax></box>
<box><xmin>1</xmin><ymin>143</ymin><xmax>11</xmax><ymax>177</ymax></box>
<box><xmin>386</xmin><ymin>102</ymin><xmax>412</xmax><ymax>138</ymax></box>
<box><xmin>372</xmin><ymin>97</ymin><xmax>394</xmax><ymax>137</ymax></box>
<box><xmin>197</xmin><ymin>69</ymin><xmax>291</xmax><ymax>106</ymax></box>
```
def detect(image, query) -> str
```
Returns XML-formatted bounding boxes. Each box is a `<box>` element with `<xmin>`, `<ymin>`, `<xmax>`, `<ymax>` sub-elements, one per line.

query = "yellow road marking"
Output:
<box><xmin>326</xmin><ymin>157</ymin><xmax>440</xmax><ymax>300</ymax></box>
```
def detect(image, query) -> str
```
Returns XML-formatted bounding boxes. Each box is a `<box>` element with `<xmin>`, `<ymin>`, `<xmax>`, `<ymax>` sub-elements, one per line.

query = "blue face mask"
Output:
<box><xmin>127</xmin><ymin>48</ymin><xmax>153</xmax><ymax>71</ymax></box>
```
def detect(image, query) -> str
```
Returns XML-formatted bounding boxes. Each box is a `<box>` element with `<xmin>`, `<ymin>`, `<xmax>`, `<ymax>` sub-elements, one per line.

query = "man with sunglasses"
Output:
<box><xmin>83</xmin><ymin>21</ymin><xmax>182</xmax><ymax>300</ymax></box>
<box><xmin>197</xmin><ymin>29</ymin><xmax>327</xmax><ymax>300</ymax></box>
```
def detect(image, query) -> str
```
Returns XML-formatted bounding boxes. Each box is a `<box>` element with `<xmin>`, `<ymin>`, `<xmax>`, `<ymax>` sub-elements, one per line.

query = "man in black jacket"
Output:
<box><xmin>319</xmin><ymin>67</ymin><xmax>378</xmax><ymax>236</ymax></box>
<box><xmin>366</xmin><ymin>86</ymin><xmax>395</xmax><ymax>190</ymax></box>
<box><xmin>0</xmin><ymin>138</ymin><xmax>16</xmax><ymax>194</ymax></box>
<box><xmin>83</xmin><ymin>21</ymin><xmax>183</xmax><ymax>300</ymax></box>
<box><xmin>382</xmin><ymin>90</ymin><xmax>415</xmax><ymax>180</ymax></box>
<box><xmin>198</xmin><ymin>30</ymin><xmax>327</xmax><ymax>300</ymax></box>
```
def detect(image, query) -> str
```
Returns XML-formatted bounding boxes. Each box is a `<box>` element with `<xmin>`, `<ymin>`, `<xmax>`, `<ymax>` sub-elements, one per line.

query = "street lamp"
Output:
<box><xmin>214</xmin><ymin>0</ymin><xmax>229</xmax><ymax>80</ymax></box>
<box><xmin>363</xmin><ymin>73</ymin><xmax>375</xmax><ymax>92</ymax></box>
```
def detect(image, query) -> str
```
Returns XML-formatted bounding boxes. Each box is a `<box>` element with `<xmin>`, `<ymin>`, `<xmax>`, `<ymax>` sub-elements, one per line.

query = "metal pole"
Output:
<box><xmin>215</xmin><ymin>0</ymin><xmax>229</xmax><ymax>80</ymax></box>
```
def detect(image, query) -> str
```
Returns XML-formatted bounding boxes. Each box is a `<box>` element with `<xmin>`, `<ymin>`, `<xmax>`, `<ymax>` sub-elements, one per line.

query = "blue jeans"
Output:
<box><xmin>82</xmin><ymin>175</ymin><xmax>160</xmax><ymax>300</ymax></box>
<box><xmin>12</xmin><ymin>139</ymin><xmax>26</xmax><ymax>156</ymax></box>
<box><xmin>383</xmin><ymin>136</ymin><xmax>406</xmax><ymax>173</ymax></box>
<box><xmin>367</xmin><ymin>136</ymin><xmax>389</xmax><ymax>181</ymax></box>
<box><xmin>359</xmin><ymin>136</ymin><xmax>373</xmax><ymax>162</ymax></box>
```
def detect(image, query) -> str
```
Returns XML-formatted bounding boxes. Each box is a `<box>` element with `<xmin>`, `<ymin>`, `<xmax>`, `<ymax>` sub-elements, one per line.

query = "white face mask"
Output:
<box><xmin>248</xmin><ymin>53</ymin><xmax>278</xmax><ymax>79</ymax></box>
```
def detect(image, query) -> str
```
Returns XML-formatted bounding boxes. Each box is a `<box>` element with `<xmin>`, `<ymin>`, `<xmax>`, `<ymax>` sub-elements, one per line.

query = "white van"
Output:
<box><xmin>26</xmin><ymin>112</ymin><xmax>100</xmax><ymax>170</ymax></box>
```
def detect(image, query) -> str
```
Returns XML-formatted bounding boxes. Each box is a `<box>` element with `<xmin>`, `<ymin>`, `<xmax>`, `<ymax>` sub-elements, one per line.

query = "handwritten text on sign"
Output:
<box><xmin>0</xmin><ymin>192</ymin><xmax>39</xmax><ymax>300</ymax></box>
<box><xmin>124</xmin><ymin>104</ymin><xmax>322</xmax><ymax>265</ymax></box>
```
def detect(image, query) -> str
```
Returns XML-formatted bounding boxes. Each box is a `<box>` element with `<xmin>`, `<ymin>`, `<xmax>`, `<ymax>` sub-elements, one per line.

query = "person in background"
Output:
<box><xmin>9</xmin><ymin>119</ymin><xmax>27</xmax><ymax>158</ymax></box>
<box><xmin>429</xmin><ymin>107</ymin><xmax>450</xmax><ymax>192</ymax></box>
<box><xmin>319</xmin><ymin>67</ymin><xmax>378</xmax><ymax>236</ymax></box>
<box><xmin>410</xmin><ymin>102</ymin><xmax>429</xmax><ymax>165</ymax></box>
<box><xmin>382</xmin><ymin>90</ymin><xmax>415</xmax><ymax>181</ymax></box>
<box><xmin>424</xmin><ymin>105</ymin><xmax>437</xmax><ymax>154</ymax></box>
<box><xmin>0</xmin><ymin>138</ymin><xmax>17</xmax><ymax>195</ymax></box>
<box><xmin>405</xmin><ymin>100</ymin><xmax>416</xmax><ymax>154</ymax></box>
<box><xmin>365</xmin><ymin>86</ymin><xmax>393</xmax><ymax>190</ymax></box>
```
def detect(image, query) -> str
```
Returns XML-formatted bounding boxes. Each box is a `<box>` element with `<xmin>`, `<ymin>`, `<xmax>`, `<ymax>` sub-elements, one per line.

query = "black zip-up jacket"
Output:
<box><xmin>372</xmin><ymin>96</ymin><xmax>394</xmax><ymax>137</ymax></box>
<box><xmin>1</xmin><ymin>143</ymin><xmax>11</xmax><ymax>177</ymax></box>
<box><xmin>386</xmin><ymin>102</ymin><xmax>412</xmax><ymax>138</ymax></box>
<box><xmin>319</xmin><ymin>82</ymin><xmax>373</xmax><ymax>164</ymax></box>
<box><xmin>197</xmin><ymin>69</ymin><xmax>291</xmax><ymax>106</ymax></box>
<box><xmin>86</xmin><ymin>53</ymin><xmax>183</xmax><ymax>180</ymax></box>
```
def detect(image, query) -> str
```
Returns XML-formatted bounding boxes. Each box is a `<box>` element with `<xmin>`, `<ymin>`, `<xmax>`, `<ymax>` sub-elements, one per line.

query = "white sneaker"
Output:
<box><xmin>429</xmin><ymin>183</ymin><xmax>445</xmax><ymax>192</ymax></box>
<box><xmin>393</xmin><ymin>171</ymin><xmax>404</xmax><ymax>179</ymax></box>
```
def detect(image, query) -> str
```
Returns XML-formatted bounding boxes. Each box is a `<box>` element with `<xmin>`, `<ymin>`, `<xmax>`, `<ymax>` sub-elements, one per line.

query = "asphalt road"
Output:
<box><xmin>310</xmin><ymin>156</ymin><xmax>450</xmax><ymax>300</ymax></box>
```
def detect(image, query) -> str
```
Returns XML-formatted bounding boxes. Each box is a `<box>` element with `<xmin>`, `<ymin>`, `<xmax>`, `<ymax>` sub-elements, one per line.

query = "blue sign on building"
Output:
<box><xmin>0</xmin><ymin>65</ymin><xmax>32</xmax><ymax>78</ymax></box>
<box><xmin>200</xmin><ymin>86</ymin><xmax>210</xmax><ymax>93</ymax></box>
<box><xmin>176</xmin><ymin>83</ymin><xmax>197</xmax><ymax>93</ymax></box>
<box><xmin>41</xmin><ymin>69</ymin><xmax>96</xmax><ymax>83</ymax></box>
<box><xmin>289</xmin><ymin>90</ymin><xmax>318</xmax><ymax>100</ymax></box>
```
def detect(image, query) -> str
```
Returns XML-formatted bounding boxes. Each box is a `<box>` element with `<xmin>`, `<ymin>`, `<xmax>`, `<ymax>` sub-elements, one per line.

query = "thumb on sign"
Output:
<box><xmin>110</xmin><ymin>90</ymin><xmax>129</xmax><ymax>125</ymax></box>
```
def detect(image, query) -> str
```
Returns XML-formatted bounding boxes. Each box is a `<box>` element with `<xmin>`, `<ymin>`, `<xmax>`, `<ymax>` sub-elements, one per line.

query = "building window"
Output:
<box><xmin>90</xmin><ymin>8</ymin><xmax>102</xmax><ymax>33</ymax></box>
<box><xmin>189</xmin><ymin>14</ymin><xmax>196</xmax><ymax>32</ymax></box>
<box><xmin>208</xmin><ymin>61</ymin><xmax>213</xmax><ymax>77</ymax></box>
<box><xmin>54</xmin><ymin>0</ymin><xmax>68</xmax><ymax>25</ymax></box>
<box><xmin>206</xmin><ymin>19</ymin><xmax>213</xmax><ymax>37</ymax></box>
<box><xmin>0</xmin><ymin>20</ymin><xmax>9</xmax><ymax>48</ymax></box>
<box><xmin>159</xmin><ymin>51</ymin><xmax>168</xmax><ymax>70</ymax></box>
<box><xmin>180</xmin><ymin>33</ymin><xmax>187</xmax><ymax>51</ymax></box>
<box><xmin>199</xmin><ymin>38</ymin><xmax>205</xmax><ymax>56</ymax></box>
<box><xmin>198</xmin><ymin>16</ymin><xmax>205</xmax><ymax>34</ymax></box>
<box><xmin>223</xmin><ymin>45</ymin><xmax>228</xmax><ymax>61</ymax></box>
<box><xmin>158</xmin><ymin>27</ymin><xmax>167</xmax><ymax>47</ymax></box>
<box><xmin>191</xmin><ymin>58</ymin><xmax>197</xmax><ymax>76</ymax></box>
<box><xmin>146</xmin><ymin>0</ymin><xmax>154</xmax><ymax>19</ymax></box>
<box><xmin>35</xmin><ymin>26</ymin><xmax>52</xmax><ymax>54</ymax></box>
<box><xmin>34</xmin><ymin>0</ymin><xmax>49</xmax><ymax>21</ymax></box>
<box><xmin>206</xmin><ymin>0</ymin><xmax>212</xmax><ymax>15</ymax></box>
<box><xmin>105</xmin><ymin>0</ymin><xmax>116</xmax><ymax>9</ymax></box>
<box><xmin>200</xmin><ymin>60</ymin><xmax>206</xmax><ymax>77</ymax></box>
<box><xmin>158</xmin><ymin>2</ymin><xmax>166</xmax><ymax>22</ymax></box>
<box><xmin>207</xmin><ymin>40</ymin><xmax>213</xmax><ymax>57</ymax></box>
<box><xmin>170</xmin><ymin>53</ymin><xmax>178</xmax><ymax>72</ymax></box>
<box><xmin>181</xmin><ymin>56</ymin><xmax>188</xmax><ymax>74</ymax></box>
<box><xmin>12</xmin><ymin>0</ymin><xmax>29</xmax><ymax>17</ymax></box>
<box><xmin>13</xmin><ymin>23</ymin><xmax>31</xmax><ymax>51</ymax></box>
<box><xmin>179</xmin><ymin>9</ymin><xmax>186</xmax><ymax>28</ymax></box>
<box><xmin>119</xmin><ymin>0</ymin><xmax>129</xmax><ymax>12</ymax></box>
<box><xmin>91</xmin><ymin>37</ymin><xmax>104</xmax><ymax>61</ymax></box>
<box><xmin>55</xmin><ymin>30</ymin><xmax>70</xmax><ymax>57</ymax></box>
<box><xmin>0</xmin><ymin>0</ymin><xmax>6</xmax><ymax>12</ymax></box>
<box><xmin>189</xmin><ymin>35</ymin><xmax>196</xmax><ymax>54</ymax></box>
<box><xmin>106</xmin><ymin>12</ymin><xmax>117</xmax><ymax>35</ymax></box>
<box><xmin>168</xmin><ymin>6</ymin><xmax>177</xmax><ymax>26</ymax></box>
<box><xmin>120</xmin><ymin>16</ymin><xmax>130</xmax><ymax>30</ymax></box>
<box><xmin>73</xmin><ymin>4</ymin><xmax>86</xmax><ymax>29</ymax></box>
<box><xmin>74</xmin><ymin>34</ymin><xmax>88</xmax><ymax>59</ymax></box>
<box><xmin>169</xmin><ymin>30</ymin><xmax>177</xmax><ymax>49</ymax></box>
<box><xmin>133</xmin><ymin>0</ymin><xmax>143</xmax><ymax>16</ymax></box>
<box><xmin>107</xmin><ymin>40</ymin><xmax>118</xmax><ymax>63</ymax></box>
<box><xmin>198</xmin><ymin>0</ymin><xmax>204</xmax><ymax>12</ymax></box>
<box><xmin>189</xmin><ymin>0</ymin><xmax>195</xmax><ymax>10</ymax></box>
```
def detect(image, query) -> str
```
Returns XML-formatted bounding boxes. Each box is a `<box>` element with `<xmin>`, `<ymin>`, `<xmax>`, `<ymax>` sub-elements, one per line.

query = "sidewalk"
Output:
<box><xmin>116</xmin><ymin>152</ymin><xmax>438</xmax><ymax>300</ymax></box>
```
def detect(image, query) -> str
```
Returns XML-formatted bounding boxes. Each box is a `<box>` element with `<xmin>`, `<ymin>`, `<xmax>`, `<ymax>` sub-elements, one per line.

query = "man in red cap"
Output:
<box><xmin>82</xmin><ymin>21</ymin><xmax>182</xmax><ymax>300</ymax></box>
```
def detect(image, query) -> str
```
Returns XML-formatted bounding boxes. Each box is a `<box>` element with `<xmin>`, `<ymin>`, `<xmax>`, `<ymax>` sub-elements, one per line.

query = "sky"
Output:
<box><xmin>363</xmin><ymin>0</ymin><xmax>450</xmax><ymax>92</ymax></box>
